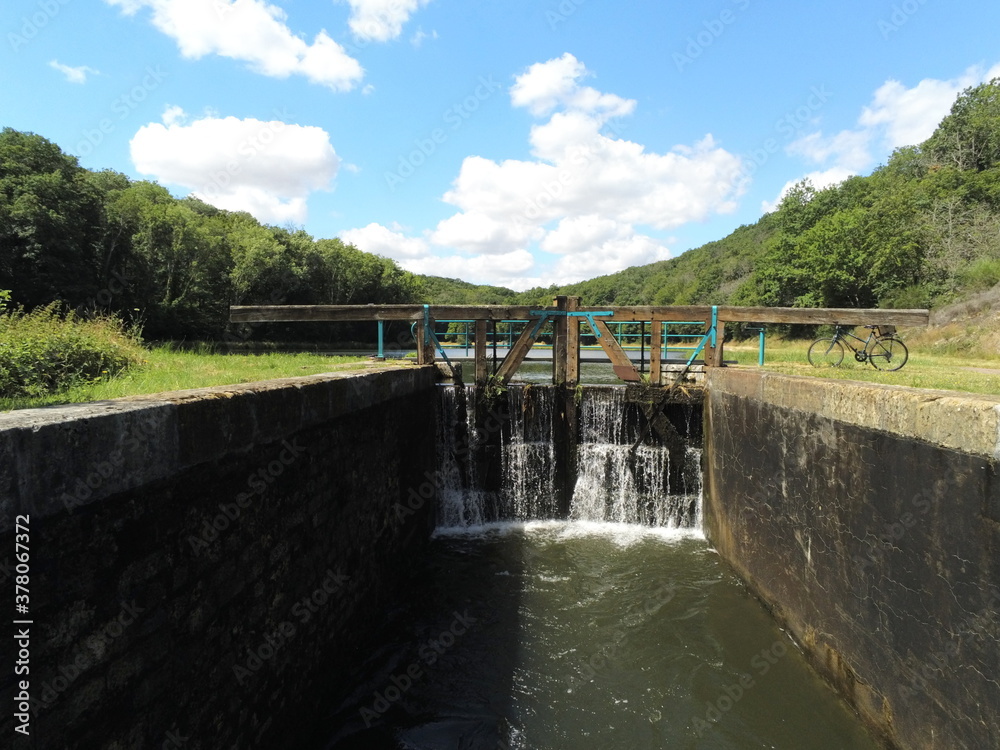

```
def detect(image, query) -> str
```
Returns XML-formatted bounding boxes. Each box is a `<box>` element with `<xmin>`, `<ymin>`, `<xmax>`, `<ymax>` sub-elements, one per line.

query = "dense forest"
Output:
<box><xmin>0</xmin><ymin>129</ymin><xmax>420</xmax><ymax>341</ymax></box>
<box><xmin>3</xmin><ymin>79</ymin><xmax>999</xmax><ymax>343</ymax></box>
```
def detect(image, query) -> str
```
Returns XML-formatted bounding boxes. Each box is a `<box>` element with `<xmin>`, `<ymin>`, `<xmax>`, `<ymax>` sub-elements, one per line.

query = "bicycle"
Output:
<box><xmin>807</xmin><ymin>325</ymin><xmax>909</xmax><ymax>371</ymax></box>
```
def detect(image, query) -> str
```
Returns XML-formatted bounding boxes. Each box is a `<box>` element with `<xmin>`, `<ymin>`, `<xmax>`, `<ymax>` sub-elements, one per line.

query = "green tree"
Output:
<box><xmin>924</xmin><ymin>78</ymin><xmax>1000</xmax><ymax>171</ymax></box>
<box><xmin>0</xmin><ymin>129</ymin><xmax>105</xmax><ymax>307</ymax></box>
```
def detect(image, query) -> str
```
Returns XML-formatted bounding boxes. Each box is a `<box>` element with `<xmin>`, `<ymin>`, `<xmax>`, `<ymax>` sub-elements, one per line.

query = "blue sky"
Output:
<box><xmin>3</xmin><ymin>0</ymin><xmax>1000</xmax><ymax>290</ymax></box>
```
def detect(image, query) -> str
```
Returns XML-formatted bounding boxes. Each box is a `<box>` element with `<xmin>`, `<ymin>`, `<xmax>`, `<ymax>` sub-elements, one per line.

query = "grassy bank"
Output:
<box><xmin>0</xmin><ymin>346</ymin><xmax>381</xmax><ymax>411</ymax></box>
<box><xmin>729</xmin><ymin>333</ymin><xmax>1000</xmax><ymax>396</ymax></box>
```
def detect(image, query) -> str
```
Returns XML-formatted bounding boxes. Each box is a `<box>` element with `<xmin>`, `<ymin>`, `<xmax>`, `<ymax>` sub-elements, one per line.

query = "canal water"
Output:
<box><xmin>322</xmin><ymin>387</ymin><xmax>881</xmax><ymax>749</ymax></box>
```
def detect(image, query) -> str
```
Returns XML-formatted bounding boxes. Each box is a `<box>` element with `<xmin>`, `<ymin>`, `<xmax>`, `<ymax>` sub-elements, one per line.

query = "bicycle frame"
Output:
<box><xmin>830</xmin><ymin>326</ymin><xmax>879</xmax><ymax>360</ymax></box>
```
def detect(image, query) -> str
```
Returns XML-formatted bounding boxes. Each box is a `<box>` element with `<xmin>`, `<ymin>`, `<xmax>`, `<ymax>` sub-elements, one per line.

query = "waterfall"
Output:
<box><xmin>435</xmin><ymin>384</ymin><xmax>702</xmax><ymax>530</ymax></box>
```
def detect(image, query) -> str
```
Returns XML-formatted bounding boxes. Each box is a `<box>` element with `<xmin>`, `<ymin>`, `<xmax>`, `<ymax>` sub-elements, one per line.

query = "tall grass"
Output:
<box><xmin>0</xmin><ymin>300</ymin><xmax>145</xmax><ymax>399</ymax></box>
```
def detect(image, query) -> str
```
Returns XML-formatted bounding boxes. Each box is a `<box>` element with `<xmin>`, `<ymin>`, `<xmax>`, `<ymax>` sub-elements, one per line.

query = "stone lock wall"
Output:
<box><xmin>704</xmin><ymin>369</ymin><xmax>1000</xmax><ymax>750</ymax></box>
<box><xmin>1</xmin><ymin>366</ymin><xmax>439</xmax><ymax>749</ymax></box>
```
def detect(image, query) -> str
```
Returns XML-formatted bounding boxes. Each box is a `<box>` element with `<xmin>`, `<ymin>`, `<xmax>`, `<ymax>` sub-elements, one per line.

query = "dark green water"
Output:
<box><xmin>325</xmin><ymin>522</ymin><xmax>881</xmax><ymax>750</ymax></box>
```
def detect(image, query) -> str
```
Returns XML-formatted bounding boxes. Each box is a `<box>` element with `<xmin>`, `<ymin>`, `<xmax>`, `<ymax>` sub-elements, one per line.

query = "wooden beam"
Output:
<box><xmin>566</xmin><ymin>296</ymin><xmax>581</xmax><ymax>387</ymax></box>
<box><xmin>494</xmin><ymin>322</ymin><xmax>540</xmax><ymax>384</ymax></box>
<box><xmin>591</xmin><ymin>319</ymin><xmax>641</xmax><ymax>382</ymax></box>
<box><xmin>714</xmin><ymin>306</ymin><xmax>930</xmax><ymax>326</ymax></box>
<box><xmin>650</xmin><ymin>319</ymin><xmax>662</xmax><ymax>385</ymax></box>
<box><xmin>474</xmin><ymin>319</ymin><xmax>489</xmax><ymax>385</ymax></box>
<box><xmin>229</xmin><ymin>304</ymin><xmax>544</xmax><ymax>323</ymax></box>
<box><xmin>575</xmin><ymin>305</ymin><xmax>929</xmax><ymax>326</ymax></box>
<box><xmin>231</xmin><ymin>304</ymin><xmax>930</xmax><ymax>327</ymax></box>
<box><xmin>553</xmin><ymin>296</ymin><xmax>568</xmax><ymax>386</ymax></box>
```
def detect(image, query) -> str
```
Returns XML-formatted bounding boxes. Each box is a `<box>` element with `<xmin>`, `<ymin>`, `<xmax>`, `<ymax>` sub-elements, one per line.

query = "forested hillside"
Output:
<box><xmin>4</xmin><ymin>80</ymin><xmax>998</xmax><ymax>344</ymax></box>
<box><xmin>0</xmin><ymin>129</ymin><xmax>420</xmax><ymax>340</ymax></box>
<box><xmin>519</xmin><ymin>79</ymin><xmax>1000</xmax><ymax>314</ymax></box>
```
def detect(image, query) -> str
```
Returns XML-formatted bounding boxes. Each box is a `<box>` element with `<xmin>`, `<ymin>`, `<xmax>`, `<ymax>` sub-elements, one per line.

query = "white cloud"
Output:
<box><xmin>787</xmin><ymin>129</ymin><xmax>871</xmax><ymax>172</ymax></box>
<box><xmin>161</xmin><ymin>104</ymin><xmax>186</xmax><ymax>126</ymax></box>
<box><xmin>49</xmin><ymin>60</ymin><xmax>98</xmax><ymax>84</ymax></box>
<box><xmin>340</xmin><ymin>223</ymin><xmax>429</xmax><ymax>259</ymax></box>
<box><xmin>345</xmin><ymin>0</ymin><xmax>431</xmax><ymax>42</ymax></box>
<box><xmin>774</xmin><ymin>63</ymin><xmax>1000</xmax><ymax>210</ymax></box>
<box><xmin>410</xmin><ymin>27</ymin><xmax>438</xmax><ymax>48</ymax></box>
<box><xmin>787</xmin><ymin>63</ymin><xmax>1000</xmax><ymax>180</ymax></box>
<box><xmin>345</xmin><ymin>55</ymin><xmax>742</xmax><ymax>289</ymax></box>
<box><xmin>130</xmin><ymin>109</ymin><xmax>340</xmax><ymax>224</ymax></box>
<box><xmin>550</xmin><ymin>232</ymin><xmax>672</xmax><ymax>284</ymax></box>
<box><xmin>510</xmin><ymin>52</ymin><xmax>634</xmax><ymax>121</ymax></box>
<box><xmin>105</xmin><ymin>0</ymin><xmax>363</xmax><ymax>91</ymax></box>
<box><xmin>400</xmin><ymin>250</ymin><xmax>540</xmax><ymax>291</ymax></box>
<box><xmin>858</xmin><ymin>71</ymin><xmax>984</xmax><ymax>150</ymax></box>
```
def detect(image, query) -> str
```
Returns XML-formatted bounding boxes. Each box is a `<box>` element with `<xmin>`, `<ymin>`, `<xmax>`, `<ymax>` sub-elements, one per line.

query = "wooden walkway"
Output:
<box><xmin>230</xmin><ymin>297</ymin><xmax>929</xmax><ymax>387</ymax></box>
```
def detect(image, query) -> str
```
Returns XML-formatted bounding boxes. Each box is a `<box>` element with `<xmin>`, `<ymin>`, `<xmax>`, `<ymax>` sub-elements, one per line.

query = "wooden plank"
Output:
<box><xmin>494</xmin><ymin>322</ymin><xmax>540</xmax><ymax>384</ymax></box>
<box><xmin>592</xmin><ymin>319</ymin><xmax>641</xmax><ymax>382</ymax></box>
<box><xmin>232</xmin><ymin>303</ymin><xmax>930</xmax><ymax>327</ymax></box>
<box><xmin>475</xmin><ymin>319</ymin><xmax>489</xmax><ymax>385</ymax></box>
<box><xmin>566</xmin><ymin>296</ymin><xmax>581</xmax><ymax>387</ymax></box>
<box><xmin>714</xmin><ymin>306</ymin><xmax>930</xmax><ymax>326</ymax></box>
<box><xmin>650</xmin><ymin>319</ymin><xmax>662</xmax><ymax>385</ymax></box>
<box><xmin>577</xmin><ymin>305</ymin><xmax>711</xmax><ymax>323</ymax></box>
<box><xmin>229</xmin><ymin>304</ymin><xmax>545</xmax><ymax>323</ymax></box>
<box><xmin>576</xmin><ymin>305</ymin><xmax>929</xmax><ymax>326</ymax></box>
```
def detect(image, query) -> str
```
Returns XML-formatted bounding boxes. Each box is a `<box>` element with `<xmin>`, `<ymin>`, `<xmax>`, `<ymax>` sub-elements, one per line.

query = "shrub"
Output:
<box><xmin>0</xmin><ymin>298</ymin><xmax>145</xmax><ymax>399</ymax></box>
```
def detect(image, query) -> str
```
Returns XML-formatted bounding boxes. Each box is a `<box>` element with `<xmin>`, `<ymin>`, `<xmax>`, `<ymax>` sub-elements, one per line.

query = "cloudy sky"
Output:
<box><xmin>3</xmin><ymin>1</ymin><xmax>1000</xmax><ymax>290</ymax></box>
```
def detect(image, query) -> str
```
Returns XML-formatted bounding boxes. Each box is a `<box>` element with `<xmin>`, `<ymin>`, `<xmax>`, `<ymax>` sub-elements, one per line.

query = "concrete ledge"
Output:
<box><xmin>0</xmin><ymin>364</ymin><xmax>437</xmax><ymax>521</ymax></box>
<box><xmin>707</xmin><ymin>367</ymin><xmax>1000</xmax><ymax>460</ymax></box>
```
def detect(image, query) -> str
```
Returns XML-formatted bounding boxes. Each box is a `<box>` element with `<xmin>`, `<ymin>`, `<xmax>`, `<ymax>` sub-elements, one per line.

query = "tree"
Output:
<box><xmin>0</xmin><ymin>128</ymin><xmax>105</xmax><ymax>307</ymax></box>
<box><xmin>924</xmin><ymin>78</ymin><xmax>1000</xmax><ymax>171</ymax></box>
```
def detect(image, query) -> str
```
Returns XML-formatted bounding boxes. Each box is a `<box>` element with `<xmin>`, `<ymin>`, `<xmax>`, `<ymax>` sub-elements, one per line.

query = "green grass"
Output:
<box><xmin>727</xmin><ymin>337</ymin><xmax>1000</xmax><ymax>396</ymax></box>
<box><xmin>0</xmin><ymin>346</ymin><xmax>383</xmax><ymax>411</ymax></box>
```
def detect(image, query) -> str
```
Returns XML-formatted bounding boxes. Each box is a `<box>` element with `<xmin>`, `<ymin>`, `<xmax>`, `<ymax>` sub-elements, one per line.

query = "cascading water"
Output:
<box><xmin>571</xmin><ymin>387</ymin><xmax>702</xmax><ymax>527</ymax></box>
<box><xmin>435</xmin><ymin>383</ymin><xmax>702</xmax><ymax>530</ymax></box>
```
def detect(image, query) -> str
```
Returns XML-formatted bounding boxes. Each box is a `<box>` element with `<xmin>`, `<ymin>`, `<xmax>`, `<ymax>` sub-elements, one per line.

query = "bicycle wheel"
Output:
<box><xmin>808</xmin><ymin>338</ymin><xmax>845</xmax><ymax>367</ymax></box>
<box><xmin>868</xmin><ymin>337</ymin><xmax>908</xmax><ymax>371</ymax></box>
